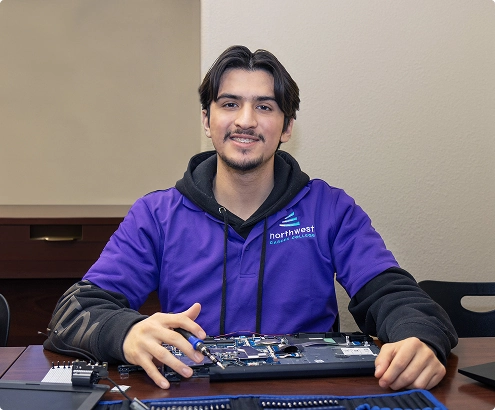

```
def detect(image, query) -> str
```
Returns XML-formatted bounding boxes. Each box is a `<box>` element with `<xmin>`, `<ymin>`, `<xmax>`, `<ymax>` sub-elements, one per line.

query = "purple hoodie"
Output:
<box><xmin>84</xmin><ymin>156</ymin><xmax>398</xmax><ymax>336</ymax></box>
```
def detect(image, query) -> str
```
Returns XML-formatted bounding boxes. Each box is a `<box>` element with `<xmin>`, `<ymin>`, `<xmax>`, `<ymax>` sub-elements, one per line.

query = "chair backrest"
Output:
<box><xmin>0</xmin><ymin>293</ymin><xmax>10</xmax><ymax>346</ymax></box>
<box><xmin>418</xmin><ymin>280</ymin><xmax>495</xmax><ymax>337</ymax></box>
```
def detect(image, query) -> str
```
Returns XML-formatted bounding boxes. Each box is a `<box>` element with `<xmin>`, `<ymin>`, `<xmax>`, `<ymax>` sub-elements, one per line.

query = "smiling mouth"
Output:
<box><xmin>231</xmin><ymin>136</ymin><xmax>257</xmax><ymax>143</ymax></box>
<box><xmin>225</xmin><ymin>129</ymin><xmax>264</xmax><ymax>143</ymax></box>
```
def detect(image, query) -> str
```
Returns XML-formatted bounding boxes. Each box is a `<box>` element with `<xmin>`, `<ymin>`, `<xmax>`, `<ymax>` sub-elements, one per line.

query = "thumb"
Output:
<box><xmin>180</xmin><ymin>303</ymin><xmax>205</xmax><ymax>340</ymax></box>
<box><xmin>182</xmin><ymin>302</ymin><xmax>202</xmax><ymax>321</ymax></box>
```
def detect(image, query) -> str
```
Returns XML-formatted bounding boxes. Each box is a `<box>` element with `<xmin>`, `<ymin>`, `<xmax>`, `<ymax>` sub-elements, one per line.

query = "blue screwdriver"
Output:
<box><xmin>174</xmin><ymin>328</ymin><xmax>225</xmax><ymax>369</ymax></box>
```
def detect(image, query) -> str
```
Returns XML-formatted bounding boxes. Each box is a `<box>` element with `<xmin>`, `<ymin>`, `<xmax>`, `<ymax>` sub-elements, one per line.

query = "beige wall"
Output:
<box><xmin>0</xmin><ymin>0</ymin><xmax>200</xmax><ymax>207</ymax></box>
<box><xmin>201</xmin><ymin>0</ymin><xmax>495</xmax><ymax>330</ymax></box>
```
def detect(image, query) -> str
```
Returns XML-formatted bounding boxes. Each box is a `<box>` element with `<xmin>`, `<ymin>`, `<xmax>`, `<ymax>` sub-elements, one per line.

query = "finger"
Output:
<box><xmin>377</xmin><ymin>349</ymin><xmax>415</xmax><ymax>389</ymax></box>
<box><xmin>138</xmin><ymin>356</ymin><xmax>173</xmax><ymax>389</ymax></box>
<box><xmin>163</xmin><ymin>328</ymin><xmax>205</xmax><ymax>364</ymax></box>
<box><xmin>182</xmin><ymin>302</ymin><xmax>202</xmax><ymax>321</ymax></box>
<box><xmin>385</xmin><ymin>361</ymin><xmax>419</xmax><ymax>390</ymax></box>
<box><xmin>384</xmin><ymin>349</ymin><xmax>442</xmax><ymax>390</ymax></box>
<box><xmin>374</xmin><ymin>345</ymin><xmax>394</xmax><ymax>379</ymax></box>
<box><xmin>162</xmin><ymin>306</ymin><xmax>207</xmax><ymax>340</ymax></box>
<box><xmin>403</xmin><ymin>362</ymin><xmax>446</xmax><ymax>390</ymax></box>
<box><xmin>424</xmin><ymin>366</ymin><xmax>446</xmax><ymax>390</ymax></box>
<box><xmin>132</xmin><ymin>333</ymin><xmax>200</xmax><ymax>388</ymax></box>
<box><xmin>147</xmin><ymin>341</ymin><xmax>197</xmax><ymax>380</ymax></box>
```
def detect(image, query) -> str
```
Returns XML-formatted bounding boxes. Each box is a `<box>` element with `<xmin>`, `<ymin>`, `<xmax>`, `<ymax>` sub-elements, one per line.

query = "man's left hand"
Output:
<box><xmin>374</xmin><ymin>337</ymin><xmax>446</xmax><ymax>390</ymax></box>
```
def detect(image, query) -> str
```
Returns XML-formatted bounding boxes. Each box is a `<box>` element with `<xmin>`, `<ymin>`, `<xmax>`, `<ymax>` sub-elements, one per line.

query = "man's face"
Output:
<box><xmin>202</xmin><ymin>68</ymin><xmax>293</xmax><ymax>172</ymax></box>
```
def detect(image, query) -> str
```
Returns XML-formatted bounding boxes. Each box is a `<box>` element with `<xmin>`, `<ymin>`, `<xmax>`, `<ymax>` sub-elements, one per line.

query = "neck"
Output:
<box><xmin>213</xmin><ymin>158</ymin><xmax>275</xmax><ymax>221</ymax></box>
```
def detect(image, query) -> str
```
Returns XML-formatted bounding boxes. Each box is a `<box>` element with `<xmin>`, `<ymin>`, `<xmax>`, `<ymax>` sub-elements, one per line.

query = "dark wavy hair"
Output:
<box><xmin>199</xmin><ymin>45</ymin><xmax>300</xmax><ymax>132</ymax></box>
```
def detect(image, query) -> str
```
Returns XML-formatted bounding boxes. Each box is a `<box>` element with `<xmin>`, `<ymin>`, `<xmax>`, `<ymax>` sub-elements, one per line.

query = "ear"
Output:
<box><xmin>280</xmin><ymin>118</ymin><xmax>294</xmax><ymax>144</ymax></box>
<box><xmin>202</xmin><ymin>109</ymin><xmax>211</xmax><ymax>138</ymax></box>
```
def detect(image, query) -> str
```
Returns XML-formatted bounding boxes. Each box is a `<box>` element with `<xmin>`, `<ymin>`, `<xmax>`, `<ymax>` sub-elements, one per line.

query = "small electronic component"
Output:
<box><xmin>71</xmin><ymin>361</ymin><xmax>108</xmax><ymax>386</ymax></box>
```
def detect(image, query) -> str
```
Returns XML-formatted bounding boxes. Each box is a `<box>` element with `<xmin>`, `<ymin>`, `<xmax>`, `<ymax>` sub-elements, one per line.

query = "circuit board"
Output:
<box><xmin>162</xmin><ymin>332</ymin><xmax>380</xmax><ymax>382</ymax></box>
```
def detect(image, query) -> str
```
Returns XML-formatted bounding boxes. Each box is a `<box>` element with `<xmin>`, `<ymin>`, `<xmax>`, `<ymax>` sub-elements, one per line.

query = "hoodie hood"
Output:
<box><xmin>175</xmin><ymin>150</ymin><xmax>310</xmax><ymax>238</ymax></box>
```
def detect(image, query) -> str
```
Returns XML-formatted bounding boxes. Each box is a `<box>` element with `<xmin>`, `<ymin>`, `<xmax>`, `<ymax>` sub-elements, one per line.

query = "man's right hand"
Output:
<box><xmin>122</xmin><ymin>302</ymin><xmax>206</xmax><ymax>389</ymax></box>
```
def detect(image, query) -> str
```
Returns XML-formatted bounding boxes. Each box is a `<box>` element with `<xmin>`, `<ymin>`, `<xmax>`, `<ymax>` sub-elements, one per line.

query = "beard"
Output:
<box><xmin>217</xmin><ymin>129</ymin><xmax>269</xmax><ymax>172</ymax></box>
<box><xmin>217</xmin><ymin>151</ymin><xmax>264</xmax><ymax>172</ymax></box>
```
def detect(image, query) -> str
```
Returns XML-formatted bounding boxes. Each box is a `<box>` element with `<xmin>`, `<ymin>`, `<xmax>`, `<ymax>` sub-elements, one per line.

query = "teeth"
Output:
<box><xmin>233</xmin><ymin>138</ymin><xmax>254</xmax><ymax>143</ymax></box>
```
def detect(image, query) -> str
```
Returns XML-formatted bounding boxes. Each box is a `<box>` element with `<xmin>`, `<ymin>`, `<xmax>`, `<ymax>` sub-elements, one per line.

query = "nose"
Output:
<box><xmin>234</xmin><ymin>106</ymin><xmax>257</xmax><ymax>129</ymax></box>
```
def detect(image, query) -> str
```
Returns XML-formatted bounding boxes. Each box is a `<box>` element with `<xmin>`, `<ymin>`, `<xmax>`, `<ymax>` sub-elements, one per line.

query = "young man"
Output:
<box><xmin>44</xmin><ymin>45</ymin><xmax>457</xmax><ymax>391</ymax></box>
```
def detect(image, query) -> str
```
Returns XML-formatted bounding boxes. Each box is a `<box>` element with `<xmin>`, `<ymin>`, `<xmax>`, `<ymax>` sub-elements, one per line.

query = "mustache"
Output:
<box><xmin>224</xmin><ymin>129</ymin><xmax>265</xmax><ymax>143</ymax></box>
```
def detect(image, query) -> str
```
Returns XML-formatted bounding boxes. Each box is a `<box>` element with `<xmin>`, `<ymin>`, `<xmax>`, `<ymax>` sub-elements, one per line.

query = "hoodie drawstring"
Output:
<box><xmin>255</xmin><ymin>218</ymin><xmax>268</xmax><ymax>333</ymax></box>
<box><xmin>218</xmin><ymin>207</ymin><xmax>268</xmax><ymax>335</ymax></box>
<box><xmin>219</xmin><ymin>207</ymin><xmax>228</xmax><ymax>336</ymax></box>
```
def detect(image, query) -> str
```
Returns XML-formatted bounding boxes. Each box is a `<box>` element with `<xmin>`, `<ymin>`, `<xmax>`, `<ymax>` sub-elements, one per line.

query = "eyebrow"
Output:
<box><xmin>216</xmin><ymin>93</ymin><xmax>277</xmax><ymax>103</ymax></box>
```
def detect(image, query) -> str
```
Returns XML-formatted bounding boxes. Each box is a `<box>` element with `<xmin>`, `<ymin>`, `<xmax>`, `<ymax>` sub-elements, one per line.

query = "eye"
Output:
<box><xmin>257</xmin><ymin>104</ymin><xmax>272</xmax><ymax>111</ymax></box>
<box><xmin>223</xmin><ymin>102</ymin><xmax>238</xmax><ymax>108</ymax></box>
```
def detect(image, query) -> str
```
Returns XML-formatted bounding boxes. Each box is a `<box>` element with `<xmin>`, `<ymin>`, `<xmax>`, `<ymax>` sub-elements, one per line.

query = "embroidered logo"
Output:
<box><xmin>270</xmin><ymin>211</ymin><xmax>316</xmax><ymax>245</ymax></box>
<box><xmin>279</xmin><ymin>211</ymin><xmax>300</xmax><ymax>227</ymax></box>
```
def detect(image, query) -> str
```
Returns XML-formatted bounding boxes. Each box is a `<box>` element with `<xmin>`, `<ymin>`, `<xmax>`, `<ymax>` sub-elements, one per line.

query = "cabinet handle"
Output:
<box><xmin>30</xmin><ymin>225</ymin><xmax>82</xmax><ymax>241</ymax></box>
<box><xmin>32</xmin><ymin>236</ymin><xmax>80</xmax><ymax>242</ymax></box>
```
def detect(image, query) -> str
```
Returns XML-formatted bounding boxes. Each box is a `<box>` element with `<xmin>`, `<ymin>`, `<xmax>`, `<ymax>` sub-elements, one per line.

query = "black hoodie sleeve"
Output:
<box><xmin>348</xmin><ymin>267</ymin><xmax>458</xmax><ymax>365</ymax></box>
<box><xmin>43</xmin><ymin>280</ymin><xmax>147</xmax><ymax>363</ymax></box>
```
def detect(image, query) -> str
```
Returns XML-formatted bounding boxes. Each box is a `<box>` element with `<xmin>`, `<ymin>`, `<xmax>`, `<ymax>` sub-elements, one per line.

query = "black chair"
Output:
<box><xmin>418</xmin><ymin>280</ymin><xmax>495</xmax><ymax>337</ymax></box>
<box><xmin>0</xmin><ymin>293</ymin><xmax>10</xmax><ymax>346</ymax></box>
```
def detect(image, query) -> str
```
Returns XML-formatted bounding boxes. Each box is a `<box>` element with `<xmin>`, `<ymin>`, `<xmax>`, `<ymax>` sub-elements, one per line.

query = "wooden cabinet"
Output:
<box><xmin>0</xmin><ymin>216</ymin><xmax>162</xmax><ymax>347</ymax></box>
<box><xmin>0</xmin><ymin>217</ymin><xmax>121</xmax><ymax>346</ymax></box>
<box><xmin>0</xmin><ymin>218</ymin><xmax>121</xmax><ymax>279</ymax></box>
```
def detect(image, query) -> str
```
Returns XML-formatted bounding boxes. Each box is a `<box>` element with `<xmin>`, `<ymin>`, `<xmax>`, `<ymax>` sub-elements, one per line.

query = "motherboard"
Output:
<box><xmin>162</xmin><ymin>332</ymin><xmax>380</xmax><ymax>382</ymax></box>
